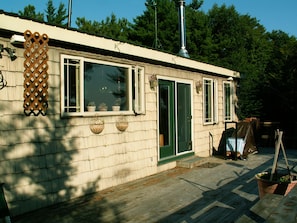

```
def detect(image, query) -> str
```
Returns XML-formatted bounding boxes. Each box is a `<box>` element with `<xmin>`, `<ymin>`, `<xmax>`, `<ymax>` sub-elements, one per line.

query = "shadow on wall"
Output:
<box><xmin>0</xmin><ymin>85</ymin><xmax>121</xmax><ymax>221</ymax></box>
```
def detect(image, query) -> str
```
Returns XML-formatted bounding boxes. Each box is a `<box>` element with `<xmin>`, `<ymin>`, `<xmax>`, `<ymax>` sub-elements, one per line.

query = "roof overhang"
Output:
<box><xmin>0</xmin><ymin>12</ymin><xmax>240</xmax><ymax>78</ymax></box>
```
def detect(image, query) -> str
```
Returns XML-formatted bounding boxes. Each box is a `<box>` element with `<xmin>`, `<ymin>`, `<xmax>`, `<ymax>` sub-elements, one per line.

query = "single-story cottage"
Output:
<box><xmin>0</xmin><ymin>11</ymin><xmax>240</xmax><ymax>216</ymax></box>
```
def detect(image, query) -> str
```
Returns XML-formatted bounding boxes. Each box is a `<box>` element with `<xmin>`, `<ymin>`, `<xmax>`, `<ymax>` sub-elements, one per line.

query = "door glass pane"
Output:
<box><xmin>159</xmin><ymin>85</ymin><xmax>170</xmax><ymax>146</ymax></box>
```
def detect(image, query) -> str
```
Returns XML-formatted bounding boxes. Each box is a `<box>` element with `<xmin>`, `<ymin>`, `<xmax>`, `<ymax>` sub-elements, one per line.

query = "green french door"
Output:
<box><xmin>177</xmin><ymin>83</ymin><xmax>192</xmax><ymax>153</ymax></box>
<box><xmin>159</xmin><ymin>80</ymin><xmax>175</xmax><ymax>159</ymax></box>
<box><xmin>159</xmin><ymin>80</ymin><xmax>192</xmax><ymax>160</ymax></box>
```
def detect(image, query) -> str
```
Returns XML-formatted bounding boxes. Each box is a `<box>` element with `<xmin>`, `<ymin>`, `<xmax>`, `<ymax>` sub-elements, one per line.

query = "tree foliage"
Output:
<box><xmin>18</xmin><ymin>5</ymin><xmax>44</xmax><ymax>22</ymax></box>
<box><xmin>129</xmin><ymin>0</ymin><xmax>179</xmax><ymax>50</ymax></box>
<box><xmin>76</xmin><ymin>14</ymin><xmax>131</xmax><ymax>42</ymax></box>
<box><xmin>45</xmin><ymin>0</ymin><xmax>68</xmax><ymax>26</ymax></box>
<box><xmin>19</xmin><ymin>0</ymin><xmax>67</xmax><ymax>26</ymax></box>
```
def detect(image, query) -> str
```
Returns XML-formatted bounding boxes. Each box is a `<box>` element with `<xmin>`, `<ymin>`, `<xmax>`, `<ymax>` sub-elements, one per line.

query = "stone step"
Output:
<box><xmin>176</xmin><ymin>156</ymin><xmax>210</xmax><ymax>169</ymax></box>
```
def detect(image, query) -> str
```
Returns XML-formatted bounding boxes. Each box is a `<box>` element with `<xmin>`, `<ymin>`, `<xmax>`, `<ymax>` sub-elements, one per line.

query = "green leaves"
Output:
<box><xmin>18</xmin><ymin>5</ymin><xmax>44</xmax><ymax>22</ymax></box>
<box><xmin>76</xmin><ymin>14</ymin><xmax>132</xmax><ymax>42</ymax></box>
<box><xmin>19</xmin><ymin>0</ymin><xmax>68</xmax><ymax>26</ymax></box>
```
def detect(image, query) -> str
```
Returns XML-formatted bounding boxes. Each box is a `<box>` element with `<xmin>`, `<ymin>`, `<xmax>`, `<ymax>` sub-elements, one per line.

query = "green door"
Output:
<box><xmin>159</xmin><ymin>80</ymin><xmax>175</xmax><ymax>159</ymax></box>
<box><xmin>159</xmin><ymin>80</ymin><xmax>192</xmax><ymax>160</ymax></box>
<box><xmin>177</xmin><ymin>83</ymin><xmax>192</xmax><ymax>153</ymax></box>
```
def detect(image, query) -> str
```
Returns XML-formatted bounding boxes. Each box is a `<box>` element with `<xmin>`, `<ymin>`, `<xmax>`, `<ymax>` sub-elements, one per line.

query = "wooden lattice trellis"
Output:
<box><xmin>23</xmin><ymin>30</ymin><xmax>49</xmax><ymax>116</ymax></box>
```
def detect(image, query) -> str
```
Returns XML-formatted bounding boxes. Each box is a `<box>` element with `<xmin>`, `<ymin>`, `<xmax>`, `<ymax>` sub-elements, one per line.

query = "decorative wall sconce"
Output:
<box><xmin>0</xmin><ymin>44</ymin><xmax>17</xmax><ymax>61</ymax></box>
<box><xmin>195</xmin><ymin>80</ymin><xmax>202</xmax><ymax>94</ymax></box>
<box><xmin>149</xmin><ymin>74</ymin><xmax>158</xmax><ymax>90</ymax></box>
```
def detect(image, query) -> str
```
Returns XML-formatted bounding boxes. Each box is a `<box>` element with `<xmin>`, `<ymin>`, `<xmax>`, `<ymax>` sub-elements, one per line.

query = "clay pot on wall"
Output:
<box><xmin>90</xmin><ymin>119</ymin><xmax>104</xmax><ymax>134</ymax></box>
<box><xmin>116</xmin><ymin>118</ymin><xmax>128</xmax><ymax>132</ymax></box>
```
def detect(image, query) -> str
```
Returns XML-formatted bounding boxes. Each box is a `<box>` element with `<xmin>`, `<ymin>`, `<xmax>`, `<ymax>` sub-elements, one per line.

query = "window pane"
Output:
<box><xmin>204</xmin><ymin>79</ymin><xmax>212</xmax><ymax>123</ymax></box>
<box><xmin>224</xmin><ymin>83</ymin><xmax>231</xmax><ymax>120</ymax></box>
<box><xmin>64</xmin><ymin>58</ymin><xmax>80</xmax><ymax>112</ymax></box>
<box><xmin>84</xmin><ymin>62</ymin><xmax>129</xmax><ymax>111</ymax></box>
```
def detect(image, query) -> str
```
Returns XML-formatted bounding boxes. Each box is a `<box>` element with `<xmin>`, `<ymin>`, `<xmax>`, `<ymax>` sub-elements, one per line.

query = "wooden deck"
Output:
<box><xmin>12</xmin><ymin>147</ymin><xmax>297</xmax><ymax>223</ymax></box>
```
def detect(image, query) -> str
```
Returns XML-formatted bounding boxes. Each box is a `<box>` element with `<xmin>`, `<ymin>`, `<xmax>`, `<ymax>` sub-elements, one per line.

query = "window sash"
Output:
<box><xmin>223</xmin><ymin>82</ymin><xmax>232</xmax><ymax>121</ymax></box>
<box><xmin>204</xmin><ymin>79</ymin><xmax>213</xmax><ymax>123</ymax></box>
<box><xmin>61</xmin><ymin>55</ymin><xmax>145</xmax><ymax>116</ymax></box>
<box><xmin>203</xmin><ymin>78</ymin><xmax>217</xmax><ymax>124</ymax></box>
<box><xmin>62</xmin><ymin>56</ymin><xmax>83</xmax><ymax>114</ymax></box>
<box><xmin>132</xmin><ymin>66</ymin><xmax>145</xmax><ymax>114</ymax></box>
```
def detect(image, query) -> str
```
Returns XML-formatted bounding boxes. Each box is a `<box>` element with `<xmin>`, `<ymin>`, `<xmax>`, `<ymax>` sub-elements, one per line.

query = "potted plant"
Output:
<box><xmin>255</xmin><ymin>130</ymin><xmax>297</xmax><ymax>198</ymax></box>
<box><xmin>98</xmin><ymin>103</ymin><xmax>108</xmax><ymax>111</ymax></box>
<box><xmin>87</xmin><ymin>101</ymin><xmax>96</xmax><ymax>112</ymax></box>
<box><xmin>112</xmin><ymin>98</ymin><xmax>121</xmax><ymax>111</ymax></box>
<box><xmin>255</xmin><ymin>171</ymin><xmax>297</xmax><ymax>199</ymax></box>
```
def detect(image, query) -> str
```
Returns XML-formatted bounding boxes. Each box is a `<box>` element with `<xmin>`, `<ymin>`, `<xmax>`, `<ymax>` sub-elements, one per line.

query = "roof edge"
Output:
<box><xmin>0</xmin><ymin>12</ymin><xmax>239</xmax><ymax>78</ymax></box>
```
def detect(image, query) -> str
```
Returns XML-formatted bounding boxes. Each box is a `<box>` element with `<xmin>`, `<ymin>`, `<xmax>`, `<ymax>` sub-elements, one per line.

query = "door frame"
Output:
<box><xmin>157</xmin><ymin>76</ymin><xmax>194</xmax><ymax>162</ymax></box>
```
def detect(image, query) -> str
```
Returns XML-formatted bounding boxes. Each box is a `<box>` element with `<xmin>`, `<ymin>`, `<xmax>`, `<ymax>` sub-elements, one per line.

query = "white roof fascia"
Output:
<box><xmin>0</xmin><ymin>13</ymin><xmax>239</xmax><ymax>78</ymax></box>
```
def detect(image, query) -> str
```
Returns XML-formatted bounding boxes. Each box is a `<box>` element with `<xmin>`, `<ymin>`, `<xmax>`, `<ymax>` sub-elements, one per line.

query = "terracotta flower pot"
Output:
<box><xmin>112</xmin><ymin>105</ymin><xmax>120</xmax><ymax>111</ymax></box>
<box><xmin>255</xmin><ymin>172</ymin><xmax>297</xmax><ymax>199</ymax></box>
<box><xmin>87</xmin><ymin>106</ymin><xmax>96</xmax><ymax>112</ymax></box>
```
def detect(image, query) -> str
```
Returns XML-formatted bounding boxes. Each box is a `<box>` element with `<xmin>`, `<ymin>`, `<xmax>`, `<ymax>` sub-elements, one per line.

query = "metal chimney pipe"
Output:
<box><xmin>178</xmin><ymin>0</ymin><xmax>189</xmax><ymax>58</ymax></box>
<box><xmin>67</xmin><ymin>0</ymin><xmax>72</xmax><ymax>28</ymax></box>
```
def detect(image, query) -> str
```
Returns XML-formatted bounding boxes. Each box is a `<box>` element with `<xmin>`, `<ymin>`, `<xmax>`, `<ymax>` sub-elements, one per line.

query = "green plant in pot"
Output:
<box><xmin>255</xmin><ymin>171</ymin><xmax>297</xmax><ymax>199</ymax></box>
<box><xmin>98</xmin><ymin>103</ymin><xmax>108</xmax><ymax>111</ymax></box>
<box><xmin>255</xmin><ymin>130</ymin><xmax>297</xmax><ymax>199</ymax></box>
<box><xmin>112</xmin><ymin>98</ymin><xmax>121</xmax><ymax>111</ymax></box>
<box><xmin>87</xmin><ymin>101</ymin><xmax>96</xmax><ymax>112</ymax></box>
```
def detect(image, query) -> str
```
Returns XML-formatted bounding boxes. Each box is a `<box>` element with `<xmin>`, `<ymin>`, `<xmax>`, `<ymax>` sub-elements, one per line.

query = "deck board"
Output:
<box><xmin>13</xmin><ymin>148</ymin><xmax>297</xmax><ymax>223</ymax></box>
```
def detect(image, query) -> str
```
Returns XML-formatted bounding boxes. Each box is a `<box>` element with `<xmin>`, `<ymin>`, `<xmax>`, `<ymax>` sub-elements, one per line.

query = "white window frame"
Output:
<box><xmin>203</xmin><ymin>78</ymin><xmax>218</xmax><ymax>125</ymax></box>
<box><xmin>60</xmin><ymin>54</ymin><xmax>145</xmax><ymax>116</ymax></box>
<box><xmin>223</xmin><ymin>81</ymin><xmax>233</xmax><ymax>122</ymax></box>
<box><xmin>133</xmin><ymin>66</ymin><xmax>145</xmax><ymax>114</ymax></box>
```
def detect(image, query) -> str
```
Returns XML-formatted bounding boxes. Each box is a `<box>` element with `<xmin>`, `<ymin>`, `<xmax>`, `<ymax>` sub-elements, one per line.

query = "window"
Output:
<box><xmin>203</xmin><ymin>78</ymin><xmax>218</xmax><ymax>124</ymax></box>
<box><xmin>61</xmin><ymin>55</ymin><xmax>145</xmax><ymax>116</ymax></box>
<box><xmin>223</xmin><ymin>81</ymin><xmax>233</xmax><ymax>121</ymax></box>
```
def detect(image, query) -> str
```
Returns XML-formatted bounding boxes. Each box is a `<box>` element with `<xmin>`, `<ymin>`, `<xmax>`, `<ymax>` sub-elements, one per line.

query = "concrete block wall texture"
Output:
<box><xmin>0</xmin><ymin>36</ymin><xmax>234</xmax><ymax>216</ymax></box>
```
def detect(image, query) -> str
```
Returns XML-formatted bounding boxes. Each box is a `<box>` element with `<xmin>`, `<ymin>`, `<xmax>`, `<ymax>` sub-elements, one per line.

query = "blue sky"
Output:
<box><xmin>0</xmin><ymin>0</ymin><xmax>296</xmax><ymax>37</ymax></box>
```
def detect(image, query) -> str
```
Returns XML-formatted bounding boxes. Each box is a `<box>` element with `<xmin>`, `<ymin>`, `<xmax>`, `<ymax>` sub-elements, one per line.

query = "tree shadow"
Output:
<box><xmin>158</xmin><ymin>155</ymin><xmax>276</xmax><ymax>223</ymax></box>
<box><xmin>0</xmin><ymin>86</ymin><xmax>124</xmax><ymax>222</ymax></box>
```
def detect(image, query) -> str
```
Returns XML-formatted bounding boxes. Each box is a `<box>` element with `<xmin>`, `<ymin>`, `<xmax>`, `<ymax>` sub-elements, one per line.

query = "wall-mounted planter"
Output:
<box><xmin>116</xmin><ymin>118</ymin><xmax>128</xmax><ymax>132</ymax></box>
<box><xmin>90</xmin><ymin>119</ymin><xmax>104</xmax><ymax>134</ymax></box>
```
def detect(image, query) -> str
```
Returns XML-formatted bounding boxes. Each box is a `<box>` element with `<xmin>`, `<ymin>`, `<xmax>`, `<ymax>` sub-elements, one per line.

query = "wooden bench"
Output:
<box><xmin>236</xmin><ymin>186</ymin><xmax>297</xmax><ymax>222</ymax></box>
